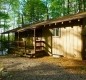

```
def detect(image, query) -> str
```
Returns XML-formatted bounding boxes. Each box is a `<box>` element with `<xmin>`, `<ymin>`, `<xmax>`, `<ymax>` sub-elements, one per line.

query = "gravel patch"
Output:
<box><xmin>0</xmin><ymin>56</ymin><xmax>86</xmax><ymax>80</ymax></box>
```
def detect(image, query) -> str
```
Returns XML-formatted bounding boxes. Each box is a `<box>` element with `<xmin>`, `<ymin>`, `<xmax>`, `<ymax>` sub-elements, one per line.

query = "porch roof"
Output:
<box><xmin>1</xmin><ymin>12</ymin><xmax>86</xmax><ymax>34</ymax></box>
<box><xmin>1</xmin><ymin>27</ymin><xmax>21</xmax><ymax>34</ymax></box>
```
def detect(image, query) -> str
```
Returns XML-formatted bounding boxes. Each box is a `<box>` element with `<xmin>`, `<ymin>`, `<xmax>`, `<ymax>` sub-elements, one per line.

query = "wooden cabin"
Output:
<box><xmin>1</xmin><ymin>12</ymin><xmax>86</xmax><ymax>60</ymax></box>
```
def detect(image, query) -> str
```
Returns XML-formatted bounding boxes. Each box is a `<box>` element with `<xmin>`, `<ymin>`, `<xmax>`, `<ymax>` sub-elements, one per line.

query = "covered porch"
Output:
<box><xmin>1</xmin><ymin>26</ymin><xmax>47</xmax><ymax>57</ymax></box>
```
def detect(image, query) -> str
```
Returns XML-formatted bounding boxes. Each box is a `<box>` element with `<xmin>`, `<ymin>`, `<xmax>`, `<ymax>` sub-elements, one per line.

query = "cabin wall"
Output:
<box><xmin>61</xmin><ymin>26</ymin><xmax>82</xmax><ymax>60</ymax></box>
<box><xmin>42</xmin><ymin>29</ymin><xmax>52</xmax><ymax>55</ymax></box>
<box><xmin>15</xmin><ymin>31</ymin><xmax>34</xmax><ymax>47</ymax></box>
<box><xmin>42</xmin><ymin>26</ymin><xmax>83</xmax><ymax>60</ymax></box>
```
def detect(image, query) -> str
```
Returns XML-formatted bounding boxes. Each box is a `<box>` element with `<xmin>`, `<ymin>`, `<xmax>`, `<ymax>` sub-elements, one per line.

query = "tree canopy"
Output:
<box><xmin>23</xmin><ymin>0</ymin><xmax>47</xmax><ymax>24</ymax></box>
<box><xmin>0</xmin><ymin>0</ymin><xmax>86</xmax><ymax>31</ymax></box>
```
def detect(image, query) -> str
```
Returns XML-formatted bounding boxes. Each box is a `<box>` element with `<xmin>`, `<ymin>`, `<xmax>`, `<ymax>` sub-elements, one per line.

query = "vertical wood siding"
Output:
<box><xmin>54</xmin><ymin>26</ymin><xmax>82</xmax><ymax>60</ymax></box>
<box><xmin>43</xmin><ymin>26</ymin><xmax>83</xmax><ymax>60</ymax></box>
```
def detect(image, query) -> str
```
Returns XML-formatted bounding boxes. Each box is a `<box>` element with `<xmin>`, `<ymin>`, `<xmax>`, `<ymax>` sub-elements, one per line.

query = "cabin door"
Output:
<box><xmin>52</xmin><ymin>37</ymin><xmax>59</xmax><ymax>57</ymax></box>
<box><xmin>52</xmin><ymin>28</ymin><xmax>63</xmax><ymax>57</ymax></box>
<box><xmin>52</xmin><ymin>37</ymin><xmax>63</xmax><ymax>57</ymax></box>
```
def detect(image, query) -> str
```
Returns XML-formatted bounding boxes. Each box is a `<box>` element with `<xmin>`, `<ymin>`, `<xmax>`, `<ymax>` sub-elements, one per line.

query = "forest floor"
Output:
<box><xmin>0</xmin><ymin>55</ymin><xmax>86</xmax><ymax>80</ymax></box>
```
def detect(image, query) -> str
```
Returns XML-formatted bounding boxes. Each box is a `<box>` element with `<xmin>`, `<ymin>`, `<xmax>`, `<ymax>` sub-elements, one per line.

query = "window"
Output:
<box><xmin>53</xmin><ymin>28</ymin><xmax>61</xmax><ymax>37</ymax></box>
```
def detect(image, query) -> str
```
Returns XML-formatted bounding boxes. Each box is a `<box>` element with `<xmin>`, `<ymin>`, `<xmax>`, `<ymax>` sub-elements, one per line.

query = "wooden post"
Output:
<box><xmin>1</xmin><ymin>33</ymin><xmax>3</xmax><ymax>55</ymax></box>
<box><xmin>18</xmin><ymin>32</ymin><xmax>19</xmax><ymax>48</ymax></box>
<box><xmin>8</xmin><ymin>32</ymin><xmax>10</xmax><ymax>53</ymax></box>
<box><xmin>25</xmin><ymin>40</ymin><xmax>26</xmax><ymax>53</ymax></box>
<box><xmin>34</xmin><ymin>28</ymin><xmax>36</xmax><ymax>53</ymax></box>
<box><xmin>8</xmin><ymin>33</ymin><xmax>9</xmax><ymax>42</ymax></box>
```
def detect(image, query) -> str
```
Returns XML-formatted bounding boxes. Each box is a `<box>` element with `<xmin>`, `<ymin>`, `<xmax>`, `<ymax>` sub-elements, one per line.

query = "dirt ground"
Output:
<box><xmin>0</xmin><ymin>55</ymin><xmax>86</xmax><ymax>80</ymax></box>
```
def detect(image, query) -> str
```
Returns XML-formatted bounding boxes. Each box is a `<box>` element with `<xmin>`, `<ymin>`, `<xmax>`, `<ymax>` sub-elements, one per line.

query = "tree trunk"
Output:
<box><xmin>67</xmin><ymin>0</ymin><xmax>70</xmax><ymax>14</ymax></box>
<box><xmin>83</xmin><ymin>0</ymin><xmax>86</xmax><ymax>11</ymax></box>
<box><xmin>46</xmin><ymin>0</ymin><xmax>49</xmax><ymax>20</ymax></box>
<box><xmin>22</xmin><ymin>14</ymin><xmax>24</xmax><ymax>27</ymax></box>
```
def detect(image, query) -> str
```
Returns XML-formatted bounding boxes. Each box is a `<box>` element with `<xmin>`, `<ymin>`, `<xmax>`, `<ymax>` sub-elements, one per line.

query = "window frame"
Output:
<box><xmin>52</xmin><ymin>28</ymin><xmax>61</xmax><ymax>37</ymax></box>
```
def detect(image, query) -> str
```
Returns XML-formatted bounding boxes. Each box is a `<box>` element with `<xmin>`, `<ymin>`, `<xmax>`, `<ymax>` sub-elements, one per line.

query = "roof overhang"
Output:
<box><xmin>1</xmin><ymin>12</ymin><xmax>86</xmax><ymax>34</ymax></box>
<box><xmin>1</xmin><ymin>27</ymin><xmax>21</xmax><ymax>34</ymax></box>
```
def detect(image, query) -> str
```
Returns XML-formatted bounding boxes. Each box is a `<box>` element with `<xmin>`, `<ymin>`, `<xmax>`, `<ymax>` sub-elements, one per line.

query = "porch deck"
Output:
<box><xmin>8</xmin><ymin>40</ymin><xmax>47</xmax><ymax>58</ymax></box>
